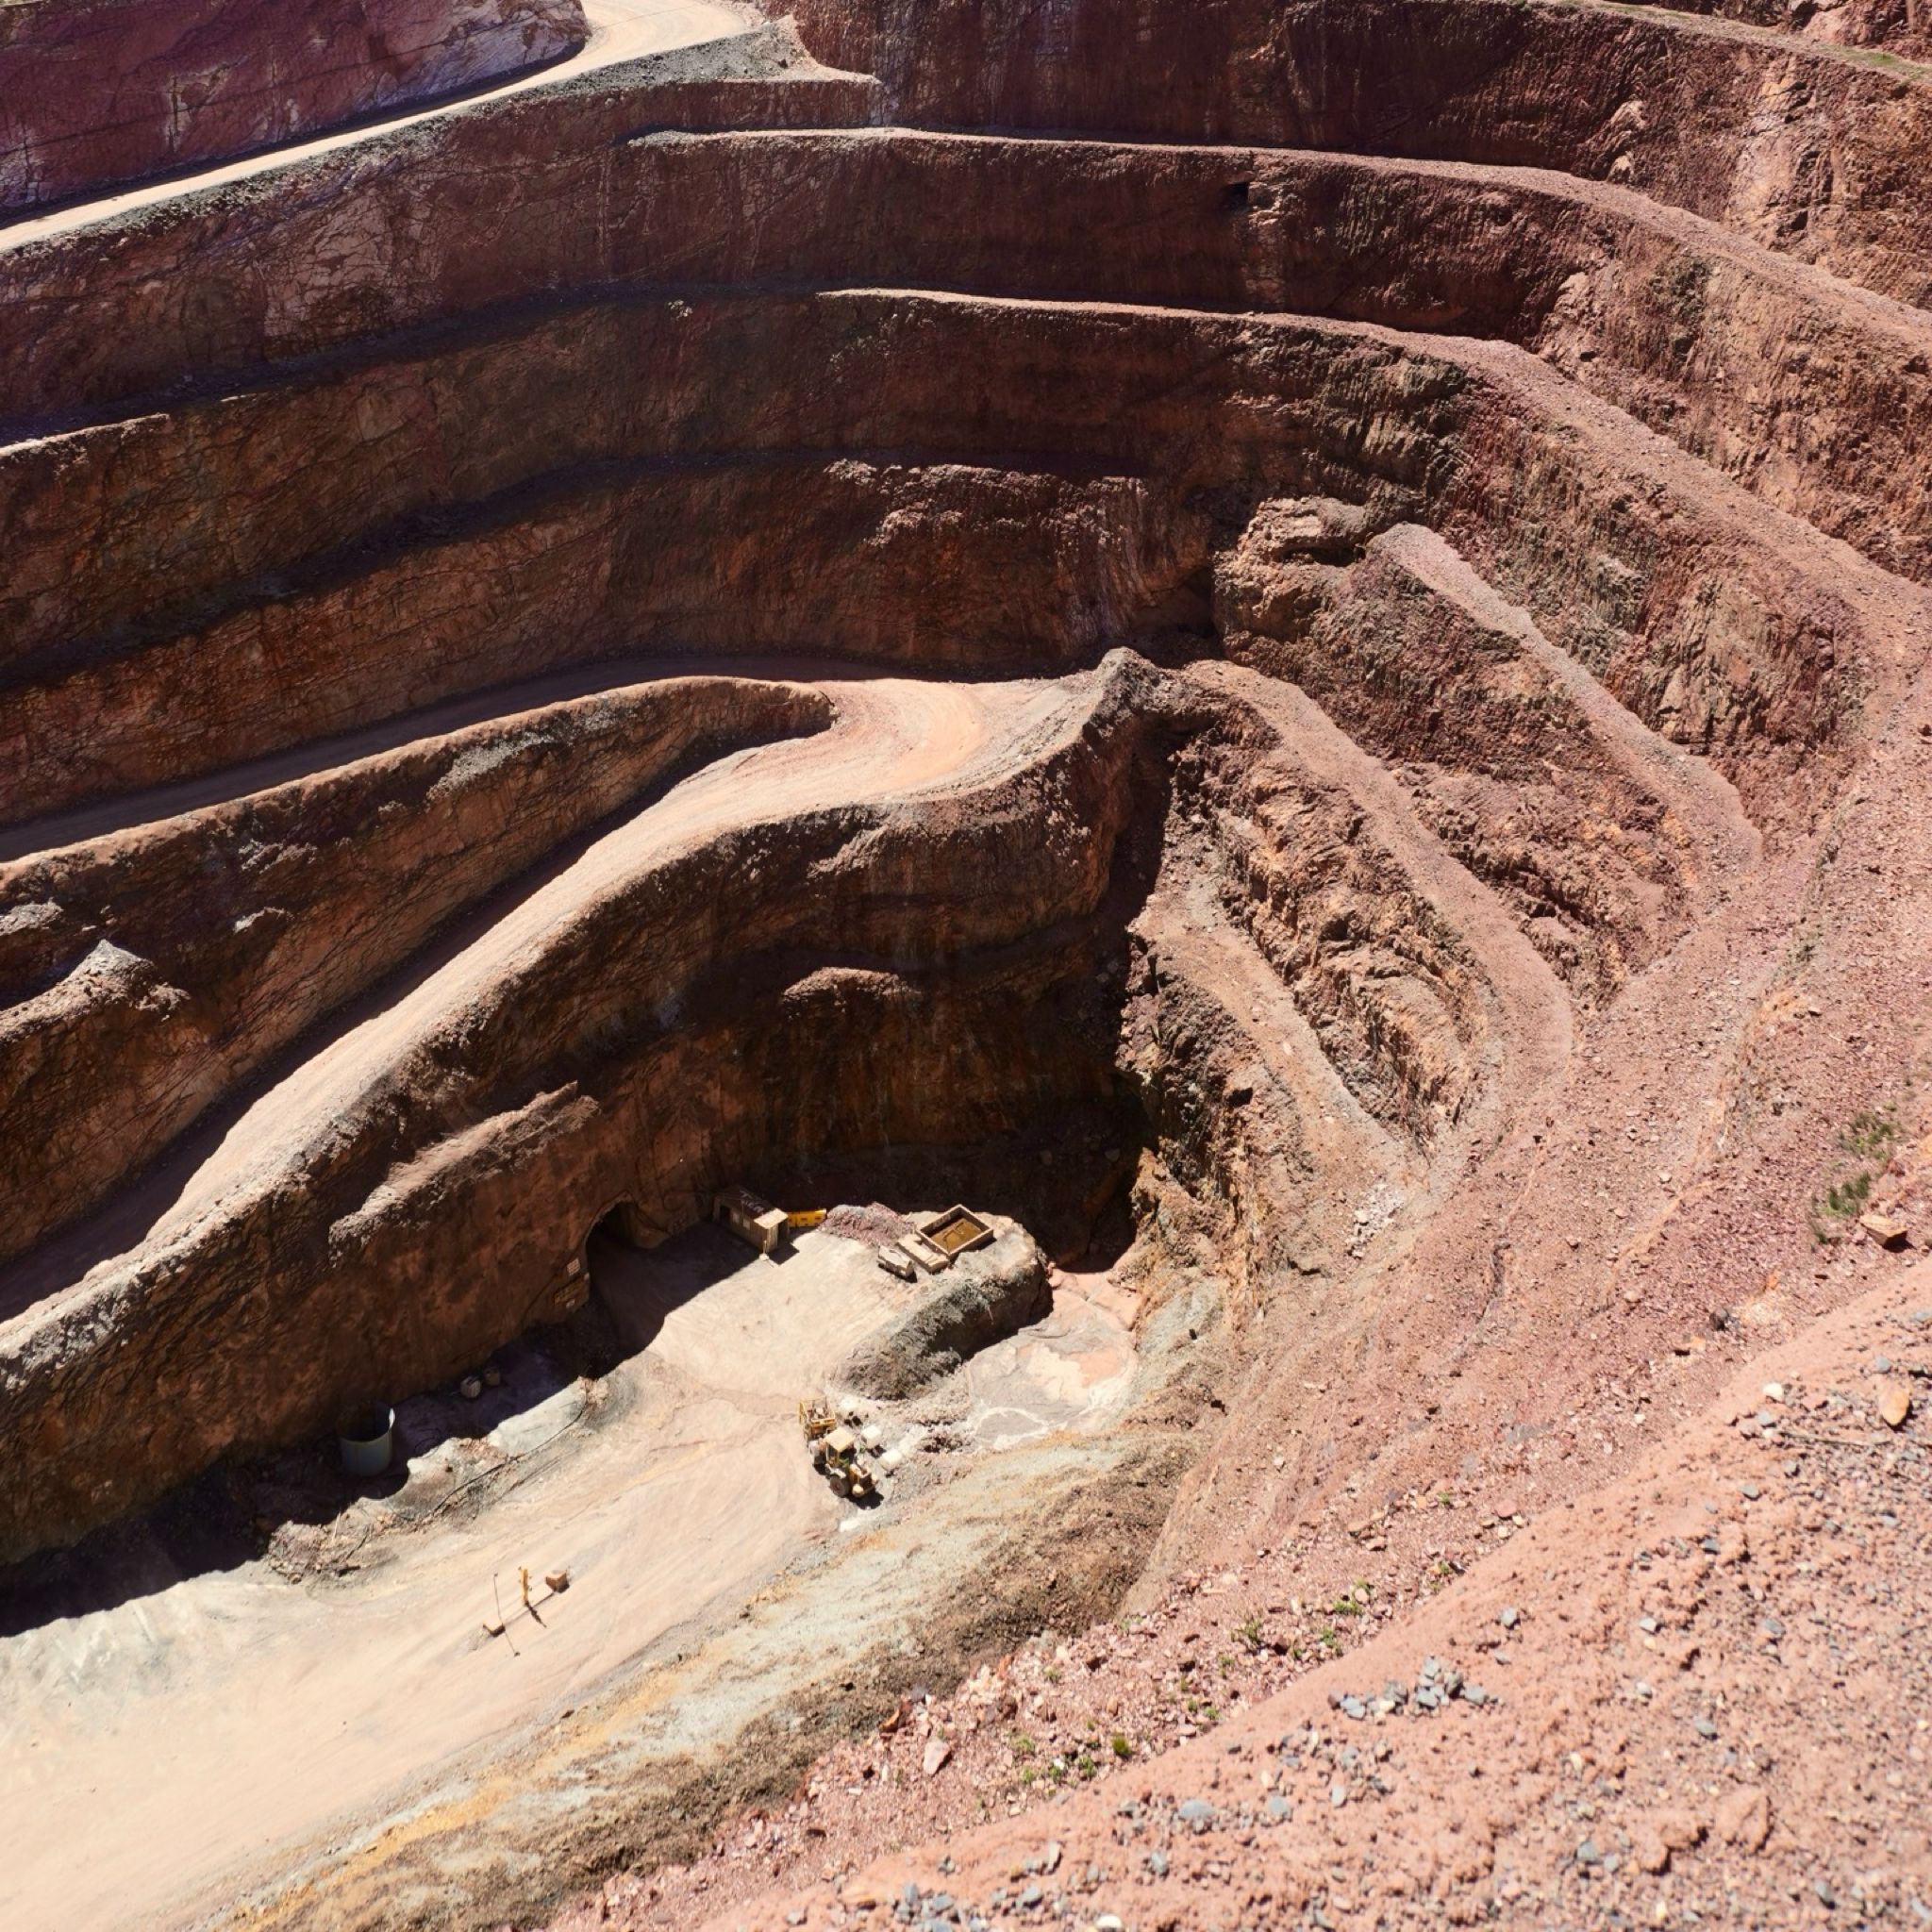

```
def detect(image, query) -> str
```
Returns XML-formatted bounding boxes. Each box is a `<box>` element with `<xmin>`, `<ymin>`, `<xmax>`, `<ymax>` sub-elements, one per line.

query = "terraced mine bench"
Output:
<box><xmin>0</xmin><ymin>0</ymin><xmax>588</xmax><ymax>213</ymax></box>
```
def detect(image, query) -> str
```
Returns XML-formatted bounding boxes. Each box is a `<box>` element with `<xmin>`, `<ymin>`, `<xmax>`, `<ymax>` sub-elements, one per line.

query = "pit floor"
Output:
<box><xmin>0</xmin><ymin>1222</ymin><xmax>1134</xmax><ymax>1928</ymax></box>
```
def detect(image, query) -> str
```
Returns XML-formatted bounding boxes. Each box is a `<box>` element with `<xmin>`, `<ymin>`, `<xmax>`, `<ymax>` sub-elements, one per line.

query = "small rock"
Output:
<box><xmin>1145</xmin><ymin>1852</ymin><xmax>1169</xmax><ymax>1878</ymax></box>
<box><xmin>1632</xmin><ymin>1829</ymin><xmax>1672</xmax><ymax>1876</ymax></box>
<box><xmin>1575</xmin><ymin>1839</ymin><xmax>1602</xmax><ymax>1867</ymax></box>
<box><xmin>1498</xmin><ymin>1606</ymin><xmax>1521</xmax><ymax>1630</ymax></box>
<box><xmin>1175</xmin><ymin>1800</ymin><xmax>1216</xmax><ymax>1831</ymax></box>
<box><xmin>1859</xmin><ymin>1212</ymin><xmax>1908</xmax><ymax>1249</ymax></box>
<box><xmin>1265</xmin><ymin>1794</ymin><xmax>1292</xmax><ymax>1822</ymax></box>
<box><xmin>1715</xmin><ymin>1785</ymin><xmax>1771</xmax><ymax>1852</ymax></box>
<box><xmin>1653</xmin><ymin>1809</ymin><xmax>1706</xmax><ymax>1857</ymax></box>
<box><xmin>1041</xmin><ymin>1841</ymin><xmax>1062</xmax><ymax>1875</ymax></box>
<box><xmin>1691</xmin><ymin>1715</ymin><xmax>1719</xmax><ymax>1740</ymax></box>
<box><xmin>1814</xmin><ymin>1878</ymin><xmax>1839</xmax><ymax>1908</ymax></box>
<box><xmin>543</xmin><ymin>1567</ymin><xmax>570</xmax><ymax>1593</ymax></box>
<box><xmin>923</xmin><ymin>1738</ymin><xmax>952</xmax><ymax>1776</ymax></box>
<box><xmin>1740</xmin><ymin>1481</ymin><xmax>1761</xmax><ymax>1500</ymax></box>
<box><xmin>1878</xmin><ymin>1382</ymin><xmax>1912</xmax><ymax>1429</ymax></box>
<box><xmin>1329</xmin><ymin>1781</ymin><xmax>1349</xmax><ymax>1808</ymax></box>
<box><xmin>459</xmin><ymin>1374</ymin><xmax>483</xmax><ymax>1400</ymax></box>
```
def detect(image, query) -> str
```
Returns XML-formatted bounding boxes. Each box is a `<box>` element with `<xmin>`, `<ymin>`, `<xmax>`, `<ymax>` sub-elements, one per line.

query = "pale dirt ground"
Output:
<box><xmin>0</xmin><ymin>1222</ymin><xmax>1140</xmax><ymax>1931</ymax></box>
<box><xmin>960</xmin><ymin>1272</ymin><xmax>1139</xmax><ymax>1454</ymax></box>
<box><xmin>0</xmin><ymin>1223</ymin><xmax>879</xmax><ymax>1927</ymax></box>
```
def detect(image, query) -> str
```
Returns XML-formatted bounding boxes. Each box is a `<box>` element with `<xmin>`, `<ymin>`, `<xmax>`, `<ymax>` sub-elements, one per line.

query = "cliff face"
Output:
<box><xmin>774</xmin><ymin>0</ymin><xmax>1932</xmax><ymax>305</ymax></box>
<box><xmin>0</xmin><ymin>0</ymin><xmax>586</xmax><ymax>213</ymax></box>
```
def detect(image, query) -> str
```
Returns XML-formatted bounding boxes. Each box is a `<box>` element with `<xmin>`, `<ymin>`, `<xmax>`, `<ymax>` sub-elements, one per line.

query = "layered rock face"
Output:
<box><xmin>0</xmin><ymin>0</ymin><xmax>1927</xmax><ymax>1714</ymax></box>
<box><xmin>0</xmin><ymin>0</ymin><xmax>586</xmax><ymax>213</ymax></box>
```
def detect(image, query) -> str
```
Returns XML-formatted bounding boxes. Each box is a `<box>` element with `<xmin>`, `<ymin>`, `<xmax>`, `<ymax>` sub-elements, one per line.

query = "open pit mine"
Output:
<box><xmin>2</xmin><ymin>0</ymin><xmax>1930</xmax><ymax>1926</ymax></box>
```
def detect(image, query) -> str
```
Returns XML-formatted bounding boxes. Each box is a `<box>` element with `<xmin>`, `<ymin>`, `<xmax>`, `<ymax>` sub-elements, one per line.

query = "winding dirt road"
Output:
<box><xmin>43</xmin><ymin>670</ymin><xmax>1083</xmax><ymax>1308</ymax></box>
<box><xmin>0</xmin><ymin>0</ymin><xmax>755</xmax><ymax>253</ymax></box>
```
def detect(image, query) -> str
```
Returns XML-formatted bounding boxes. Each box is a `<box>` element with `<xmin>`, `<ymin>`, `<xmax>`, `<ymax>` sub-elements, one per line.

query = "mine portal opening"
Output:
<box><xmin>589</xmin><ymin>1199</ymin><xmax>654</xmax><ymax>1252</ymax></box>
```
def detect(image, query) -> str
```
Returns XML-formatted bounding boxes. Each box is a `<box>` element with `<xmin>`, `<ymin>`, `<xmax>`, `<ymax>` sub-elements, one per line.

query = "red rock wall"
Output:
<box><xmin>0</xmin><ymin>292</ymin><xmax>1871</xmax><ymax>837</ymax></box>
<box><xmin>0</xmin><ymin>0</ymin><xmax>586</xmax><ymax>213</ymax></box>
<box><xmin>9</xmin><ymin>129</ymin><xmax>1927</xmax><ymax>613</ymax></box>
<box><xmin>1663</xmin><ymin>0</ymin><xmax>1925</xmax><ymax>52</ymax></box>
<box><xmin>766</xmin><ymin>0</ymin><xmax>1932</xmax><ymax>308</ymax></box>
<box><xmin>0</xmin><ymin>55</ymin><xmax>878</xmax><ymax>426</ymax></box>
<box><xmin>0</xmin><ymin>677</ymin><xmax>829</xmax><ymax>1270</ymax></box>
<box><xmin>0</xmin><ymin>661</ymin><xmax>1169</xmax><ymax>1558</ymax></box>
<box><xmin>0</xmin><ymin>450</ymin><xmax>1193</xmax><ymax>822</ymax></box>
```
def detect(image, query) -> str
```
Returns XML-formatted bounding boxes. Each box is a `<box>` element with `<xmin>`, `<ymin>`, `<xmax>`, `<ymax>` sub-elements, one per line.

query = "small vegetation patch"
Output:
<box><xmin>1811</xmin><ymin>1103</ymin><xmax>1902</xmax><ymax>1239</ymax></box>
<box><xmin>1840</xmin><ymin>1106</ymin><xmax>1903</xmax><ymax>1163</ymax></box>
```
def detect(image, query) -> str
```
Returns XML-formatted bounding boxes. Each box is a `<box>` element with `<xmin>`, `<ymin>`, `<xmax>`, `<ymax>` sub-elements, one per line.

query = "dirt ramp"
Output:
<box><xmin>0</xmin><ymin>0</ymin><xmax>586</xmax><ymax>214</ymax></box>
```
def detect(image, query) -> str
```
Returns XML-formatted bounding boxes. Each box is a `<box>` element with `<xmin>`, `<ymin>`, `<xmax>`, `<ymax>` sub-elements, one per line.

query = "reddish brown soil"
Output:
<box><xmin>619</xmin><ymin>1254</ymin><xmax>1932</xmax><ymax>1932</ymax></box>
